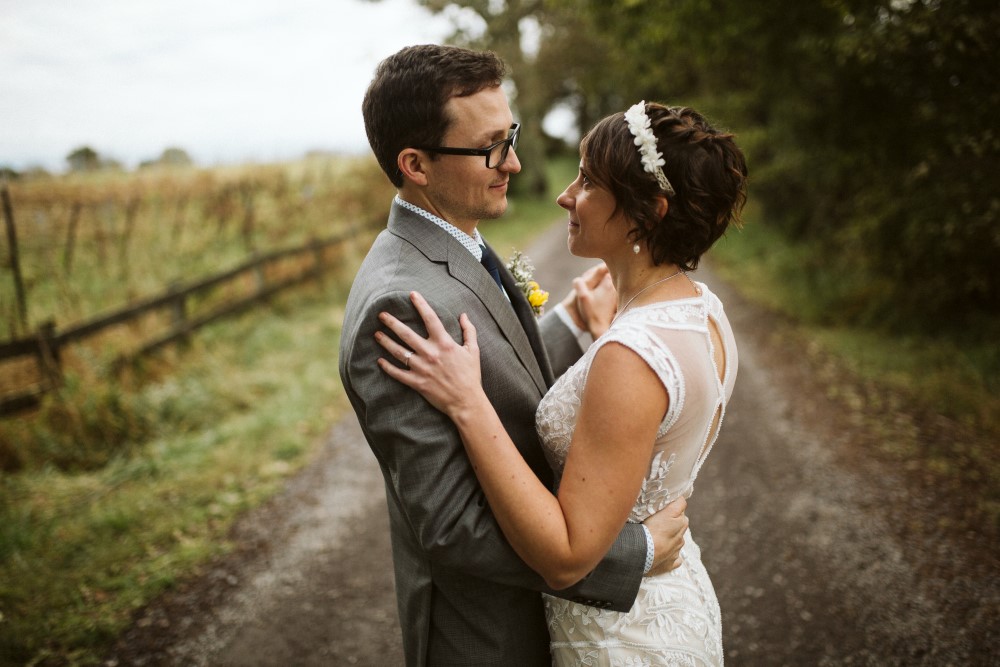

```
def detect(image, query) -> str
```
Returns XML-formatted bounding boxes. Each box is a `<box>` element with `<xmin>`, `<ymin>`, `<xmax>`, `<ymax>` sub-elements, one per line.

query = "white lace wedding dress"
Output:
<box><xmin>537</xmin><ymin>281</ymin><xmax>737</xmax><ymax>666</ymax></box>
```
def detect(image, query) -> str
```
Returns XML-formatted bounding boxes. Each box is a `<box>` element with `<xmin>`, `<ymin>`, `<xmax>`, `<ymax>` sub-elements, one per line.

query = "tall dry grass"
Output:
<box><xmin>0</xmin><ymin>155</ymin><xmax>394</xmax><ymax>472</ymax></box>
<box><xmin>2</xmin><ymin>155</ymin><xmax>390</xmax><ymax>335</ymax></box>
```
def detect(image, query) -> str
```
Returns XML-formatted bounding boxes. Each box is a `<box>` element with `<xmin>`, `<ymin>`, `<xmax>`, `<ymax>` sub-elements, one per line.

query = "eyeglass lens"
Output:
<box><xmin>487</xmin><ymin>127</ymin><xmax>519</xmax><ymax>169</ymax></box>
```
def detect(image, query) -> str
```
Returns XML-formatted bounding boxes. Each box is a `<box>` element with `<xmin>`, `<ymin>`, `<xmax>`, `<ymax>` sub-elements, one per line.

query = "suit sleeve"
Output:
<box><xmin>343</xmin><ymin>291</ymin><xmax>645</xmax><ymax>612</ymax></box>
<box><xmin>537</xmin><ymin>308</ymin><xmax>583</xmax><ymax>378</ymax></box>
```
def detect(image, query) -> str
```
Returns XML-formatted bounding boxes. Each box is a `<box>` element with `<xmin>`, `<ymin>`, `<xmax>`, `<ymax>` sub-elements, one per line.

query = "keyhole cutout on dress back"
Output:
<box><xmin>699</xmin><ymin>314</ymin><xmax>728</xmax><ymax>464</ymax></box>
<box><xmin>708</xmin><ymin>315</ymin><xmax>727</xmax><ymax>385</ymax></box>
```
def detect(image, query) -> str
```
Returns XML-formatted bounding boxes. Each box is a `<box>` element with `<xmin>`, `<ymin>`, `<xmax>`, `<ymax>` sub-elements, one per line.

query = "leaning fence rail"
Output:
<box><xmin>0</xmin><ymin>226</ymin><xmax>365</xmax><ymax>417</ymax></box>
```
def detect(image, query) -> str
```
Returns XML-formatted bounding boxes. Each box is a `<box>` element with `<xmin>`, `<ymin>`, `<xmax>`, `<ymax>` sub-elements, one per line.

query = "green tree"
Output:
<box><xmin>568</xmin><ymin>0</ymin><xmax>1000</xmax><ymax>331</ymax></box>
<box><xmin>158</xmin><ymin>147</ymin><xmax>194</xmax><ymax>167</ymax></box>
<box><xmin>66</xmin><ymin>146</ymin><xmax>101</xmax><ymax>172</ymax></box>
<box><xmin>826</xmin><ymin>0</ymin><xmax>1000</xmax><ymax>325</ymax></box>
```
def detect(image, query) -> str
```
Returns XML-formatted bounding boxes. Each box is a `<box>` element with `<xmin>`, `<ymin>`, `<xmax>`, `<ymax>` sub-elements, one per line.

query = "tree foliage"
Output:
<box><xmin>66</xmin><ymin>146</ymin><xmax>101</xmax><ymax>172</ymax></box>
<box><xmin>159</xmin><ymin>147</ymin><xmax>194</xmax><ymax>167</ymax></box>
<box><xmin>379</xmin><ymin>0</ymin><xmax>997</xmax><ymax>330</ymax></box>
<box><xmin>556</xmin><ymin>0</ymin><xmax>1000</xmax><ymax>331</ymax></box>
<box><xmin>65</xmin><ymin>146</ymin><xmax>124</xmax><ymax>173</ymax></box>
<box><xmin>140</xmin><ymin>147</ymin><xmax>194</xmax><ymax>169</ymax></box>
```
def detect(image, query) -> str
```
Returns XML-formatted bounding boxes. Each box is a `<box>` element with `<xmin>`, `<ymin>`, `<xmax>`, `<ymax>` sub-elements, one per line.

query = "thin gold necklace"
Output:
<box><xmin>612</xmin><ymin>270</ymin><xmax>684</xmax><ymax>324</ymax></box>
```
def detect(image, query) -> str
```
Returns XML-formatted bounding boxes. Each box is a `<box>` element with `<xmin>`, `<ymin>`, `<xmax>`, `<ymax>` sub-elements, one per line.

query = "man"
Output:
<box><xmin>338</xmin><ymin>44</ymin><xmax>687</xmax><ymax>666</ymax></box>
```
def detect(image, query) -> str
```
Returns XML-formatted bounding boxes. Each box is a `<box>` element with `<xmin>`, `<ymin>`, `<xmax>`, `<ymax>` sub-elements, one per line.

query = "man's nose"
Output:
<box><xmin>500</xmin><ymin>147</ymin><xmax>522</xmax><ymax>173</ymax></box>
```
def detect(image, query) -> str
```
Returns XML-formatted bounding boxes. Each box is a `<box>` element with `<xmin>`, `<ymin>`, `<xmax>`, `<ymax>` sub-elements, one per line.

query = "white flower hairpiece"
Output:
<box><xmin>623</xmin><ymin>101</ymin><xmax>676</xmax><ymax>196</ymax></box>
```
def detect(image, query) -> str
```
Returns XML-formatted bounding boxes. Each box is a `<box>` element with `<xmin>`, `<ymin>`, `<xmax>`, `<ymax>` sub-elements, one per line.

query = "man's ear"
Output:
<box><xmin>653</xmin><ymin>195</ymin><xmax>669</xmax><ymax>219</ymax></box>
<box><xmin>398</xmin><ymin>149</ymin><xmax>429</xmax><ymax>187</ymax></box>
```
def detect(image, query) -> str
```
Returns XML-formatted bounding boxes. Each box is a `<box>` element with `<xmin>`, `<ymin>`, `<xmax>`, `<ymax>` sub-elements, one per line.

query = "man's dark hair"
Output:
<box><xmin>362</xmin><ymin>44</ymin><xmax>507</xmax><ymax>187</ymax></box>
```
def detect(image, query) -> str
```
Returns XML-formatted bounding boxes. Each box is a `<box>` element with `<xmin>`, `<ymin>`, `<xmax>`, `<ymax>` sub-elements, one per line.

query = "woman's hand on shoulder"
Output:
<box><xmin>375</xmin><ymin>291</ymin><xmax>486</xmax><ymax>420</ymax></box>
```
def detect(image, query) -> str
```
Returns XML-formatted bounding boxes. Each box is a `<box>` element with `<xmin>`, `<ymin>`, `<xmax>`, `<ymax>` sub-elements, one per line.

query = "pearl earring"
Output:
<box><xmin>632</xmin><ymin>243</ymin><xmax>641</xmax><ymax>254</ymax></box>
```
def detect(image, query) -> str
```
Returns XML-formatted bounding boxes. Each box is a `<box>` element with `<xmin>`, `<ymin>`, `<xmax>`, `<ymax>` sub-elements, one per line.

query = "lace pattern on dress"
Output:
<box><xmin>545</xmin><ymin>532</ymin><xmax>723</xmax><ymax>666</ymax></box>
<box><xmin>537</xmin><ymin>283</ymin><xmax>734</xmax><ymax>666</ymax></box>
<box><xmin>536</xmin><ymin>318</ymin><xmax>685</xmax><ymax>479</ymax></box>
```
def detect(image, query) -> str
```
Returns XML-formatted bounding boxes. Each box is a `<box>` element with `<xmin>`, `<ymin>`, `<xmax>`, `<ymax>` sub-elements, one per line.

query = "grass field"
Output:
<box><xmin>0</xmin><ymin>157</ymin><xmax>570</xmax><ymax>666</ymax></box>
<box><xmin>1</xmin><ymin>156</ymin><xmax>391</xmax><ymax>335</ymax></box>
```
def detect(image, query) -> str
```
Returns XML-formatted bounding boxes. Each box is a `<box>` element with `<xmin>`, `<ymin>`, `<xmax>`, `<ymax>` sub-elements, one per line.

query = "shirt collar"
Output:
<box><xmin>394</xmin><ymin>195</ymin><xmax>484</xmax><ymax>261</ymax></box>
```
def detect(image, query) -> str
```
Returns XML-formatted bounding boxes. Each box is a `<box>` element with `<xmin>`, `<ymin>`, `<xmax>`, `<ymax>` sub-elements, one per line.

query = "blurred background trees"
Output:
<box><xmin>65</xmin><ymin>146</ymin><xmax>124</xmax><ymax>172</ymax></box>
<box><xmin>66</xmin><ymin>146</ymin><xmax>102</xmax><ymax>172</ymax></box>
<box><xmin>141</xmin><ymin>147</ymin><xmax>194</xmax><ymax>169</ymax></box>
<box><xmin>408</xmin><ymin>0</ymin><xmax>998</xmax><ymax>335</ymax></box>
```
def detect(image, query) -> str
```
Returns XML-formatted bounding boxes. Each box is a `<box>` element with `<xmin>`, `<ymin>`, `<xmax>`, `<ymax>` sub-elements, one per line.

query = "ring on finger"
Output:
<box><xmin>404</xmin><ymin>351</ymin><xmax>413</xmax><ymax>368</ymax></box>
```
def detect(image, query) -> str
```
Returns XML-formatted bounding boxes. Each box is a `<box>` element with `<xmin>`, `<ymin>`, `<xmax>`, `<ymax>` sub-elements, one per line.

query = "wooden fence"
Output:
<box><xmin>0</xmin><ymin>225</ymin><xmax>369</xmax><ymax>418</ymax></box>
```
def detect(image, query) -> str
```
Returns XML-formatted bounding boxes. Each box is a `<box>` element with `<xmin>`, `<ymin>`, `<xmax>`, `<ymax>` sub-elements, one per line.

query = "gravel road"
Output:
<box><xmin>107</xmin><ymin>220</ymin><xmax>999</xmax><ymax>666</ymax></box>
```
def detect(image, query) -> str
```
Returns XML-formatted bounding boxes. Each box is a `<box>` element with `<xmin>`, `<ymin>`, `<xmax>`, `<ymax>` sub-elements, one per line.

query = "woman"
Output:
<box><xmin>376</xmin><ymin>101</ymin><xmax>747</xmax><ymax>665</ymax></box>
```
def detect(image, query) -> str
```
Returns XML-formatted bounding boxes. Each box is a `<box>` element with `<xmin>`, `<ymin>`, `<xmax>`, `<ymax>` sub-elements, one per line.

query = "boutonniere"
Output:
<box><xmin>506</xmin><ymin>250</ymin><xmax>549</xmax><ymax>316</ymax></box>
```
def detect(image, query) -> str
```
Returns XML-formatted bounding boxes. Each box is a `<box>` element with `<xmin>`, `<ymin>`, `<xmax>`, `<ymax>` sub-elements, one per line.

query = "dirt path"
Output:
<box><xmin>107</xmin><ymin>221</ymin><xmax>999</xmax><ymax>666</ymax></box>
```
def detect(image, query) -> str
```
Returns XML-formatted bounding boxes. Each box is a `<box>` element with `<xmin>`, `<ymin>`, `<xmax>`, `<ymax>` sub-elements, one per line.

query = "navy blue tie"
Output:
<box><xmin>479</xmin><ymin>245</ymin><xmax>504</xmax><ymax>290</ymax></box>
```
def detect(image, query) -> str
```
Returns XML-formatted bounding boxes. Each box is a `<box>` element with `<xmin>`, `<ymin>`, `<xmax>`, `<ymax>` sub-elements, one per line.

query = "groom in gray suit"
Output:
<box><xmin>339</xmin><ymin>44</ymin><xmax>688</xmax><ymax>666</ymax></box>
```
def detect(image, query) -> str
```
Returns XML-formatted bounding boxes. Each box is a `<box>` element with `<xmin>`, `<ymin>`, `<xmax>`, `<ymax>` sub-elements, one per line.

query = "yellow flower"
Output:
<box><xmin>506</xmin><ymin>249</ymin><xmax>547</xmax><ymax>315</ymax></box>
<box><xmin>528</xmin><ymin>288</ymin><xmax>549</xmax><ymax>309</ymax></box>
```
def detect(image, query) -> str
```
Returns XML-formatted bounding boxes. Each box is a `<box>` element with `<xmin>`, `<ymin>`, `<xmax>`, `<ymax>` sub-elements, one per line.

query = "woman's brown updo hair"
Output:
<box><xmin>580</xmin><ymin>102</ymin><xmax>748</xmax><ymax>270</ymax></box>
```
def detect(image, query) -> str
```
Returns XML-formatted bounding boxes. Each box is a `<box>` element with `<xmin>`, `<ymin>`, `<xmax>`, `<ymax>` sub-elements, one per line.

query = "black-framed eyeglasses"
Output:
<box><xmin>415</xmin><ymin>123</ymin><xmax>520</xmax><ymax>169</ymax></box>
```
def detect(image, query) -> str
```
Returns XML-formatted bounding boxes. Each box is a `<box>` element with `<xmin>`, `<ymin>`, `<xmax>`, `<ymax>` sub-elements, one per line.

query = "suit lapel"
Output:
<box><xmin>486</xmin><ymin>244</ymin><xmax>555</xmax><ymax>388</ymax></box>
<box><xmin>387</xmin><ymin>204</ymin><xmax>549</xmax><ymax>395</ymax></box>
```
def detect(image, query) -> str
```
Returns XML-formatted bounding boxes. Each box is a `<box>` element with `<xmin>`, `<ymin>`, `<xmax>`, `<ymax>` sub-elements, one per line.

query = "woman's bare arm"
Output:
<box><xmin>376</xmin><ymin>291</ymin><xmax>667</xmax><ymax>589</ymax></box>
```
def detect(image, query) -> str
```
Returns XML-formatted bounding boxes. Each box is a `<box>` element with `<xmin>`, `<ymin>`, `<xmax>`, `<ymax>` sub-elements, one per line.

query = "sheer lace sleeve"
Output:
<box><xmin>591</xmin><ymin>322</ymin><xmax>684</xmax><ymax>438</ymax></box>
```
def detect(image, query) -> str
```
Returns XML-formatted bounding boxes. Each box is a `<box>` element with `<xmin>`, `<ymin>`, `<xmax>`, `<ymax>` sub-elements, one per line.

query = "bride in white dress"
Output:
<box><xmin>377</xmin><ymin>101</ymin><xmax>747</xmax><ymax>666</ymax></box>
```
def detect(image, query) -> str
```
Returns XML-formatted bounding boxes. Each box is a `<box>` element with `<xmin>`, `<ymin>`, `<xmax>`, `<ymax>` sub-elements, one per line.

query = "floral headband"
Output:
<box><xmin>623</xmin><ymin>101</ymin><xmax>676</xmax><ymax>196</ymax></box>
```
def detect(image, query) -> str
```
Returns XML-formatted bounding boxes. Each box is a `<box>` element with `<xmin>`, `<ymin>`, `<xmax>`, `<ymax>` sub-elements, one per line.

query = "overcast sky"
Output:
<box><xmin>0</xmin><ymin>0</ymin><xmax>463</xmax><ymax>171</ymax></box>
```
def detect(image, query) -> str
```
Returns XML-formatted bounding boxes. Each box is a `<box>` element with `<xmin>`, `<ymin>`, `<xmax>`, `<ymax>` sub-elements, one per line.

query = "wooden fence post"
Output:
<box><xmin>311</xmin><ymin>238</ymin><xmax>325</xmax><ymax>285</ymax></box>
<box><xmin>167</xmin><ymin>281</ymin><xmax>189</xmax><ymax>347</ymax></box>
<box><xmin>94</xmin><ymin>199</ymin><xmax>110</xmax><ymax>274</ymax></box>
<box><xmin>172</xmin><ymin>197</ymin><xmax>187</xmax><ymax>246</ymax></box>
<box><xmin>119</xmin><ymin>196</ymin><xmax>140</xmax><ymax>281</ymax></box>
<box><xmin>63</xmin><ymin>201</ymin><xmax>82</xmax><ymax>274</ymax></box>
<box><xmin>251</xmin><ymin>252</ymin><xmax>267</xmax><ymax>298</ymax></box>
<box><xmin>1</xmin><ymin>181</ymin><xmax>29</xmax><ymax>335</ymax></box>
<box><xmin>241</xmin><ymin>184</ymin><xmax>255</xmax><ymax>253</ymax></box>
<box><xmin>36</xmin><ymin>320</ymin><xmax>62</xmax><ymax>391</ymax></box>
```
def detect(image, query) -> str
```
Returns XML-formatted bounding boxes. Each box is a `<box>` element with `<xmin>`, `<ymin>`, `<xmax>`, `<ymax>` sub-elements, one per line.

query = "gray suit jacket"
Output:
<box><xmin>339</xmin><ymin>202</ymin><xmax>646</xmax><ymax>666</ymax></box>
